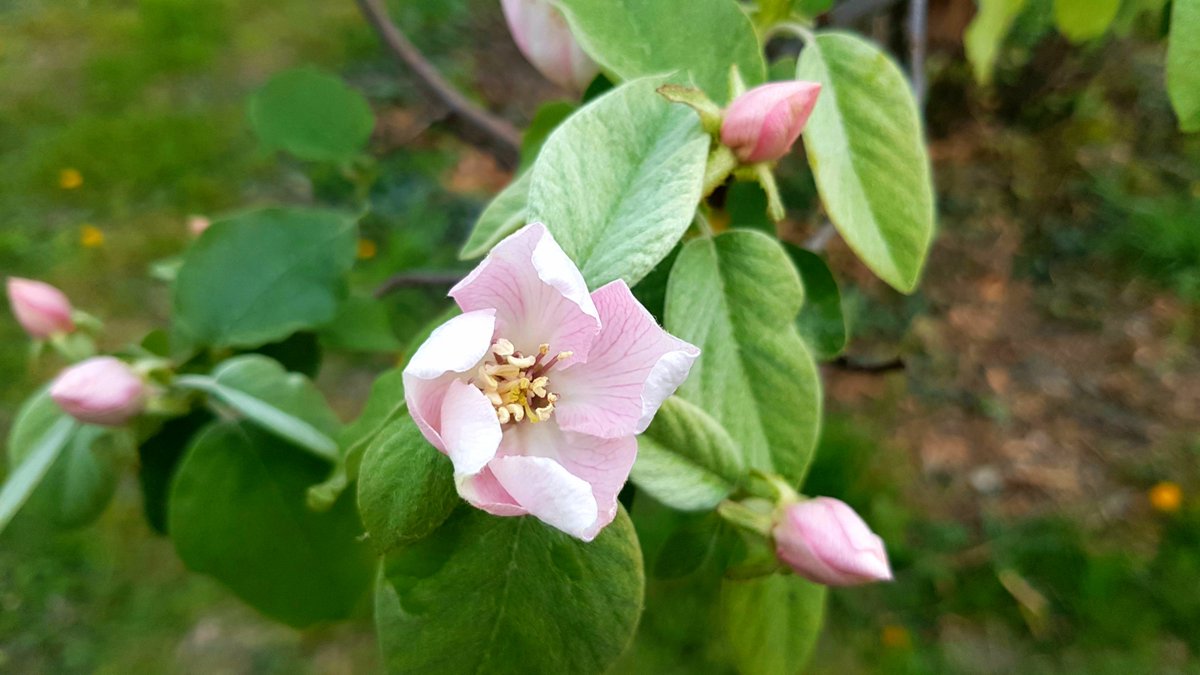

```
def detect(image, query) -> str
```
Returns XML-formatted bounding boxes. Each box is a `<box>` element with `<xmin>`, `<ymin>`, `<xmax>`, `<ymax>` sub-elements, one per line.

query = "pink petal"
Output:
<box><xmin>490</xmin><ymin>454</ymin><xmax>599</xmax><ymax>540</ymax></box>
<box><xmin>553</xmin><ymin>280</ymin><xmax>699</xmax><ymax>438</ymax></box>
<box><xmin>496</xmin><ymin>422</ymin><xmax>636</xmax><ymax>541</ymax></box>
<box><xmin>439</xmin><ymin>379</ymin><xmax>503</xmax><ymax>477</ymax></box>
<box><xmin>451</xmin><ymin>223</ymin><xmax>600</xmax><ymax>366</ymax></box>
<box><xmin>457</xmin><ymin>466</ymin><xmax>526</xmax><ymax>517</ymax></box>
<box><xmin>403</xmin><ymin>309</ymin><xmax>497</xmax><ymax>451</ymax></box>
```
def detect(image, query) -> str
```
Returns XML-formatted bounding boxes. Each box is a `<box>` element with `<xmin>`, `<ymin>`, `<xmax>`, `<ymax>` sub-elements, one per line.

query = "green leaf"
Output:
<box><xmin>248</xmin><ymin>67</ymin><xmax>374</xmax><ymax>163</ymax></box>
<box><xmin>721</xmin><ymin>573</ymin><xmax>826</xmax><ymax>675</ymax></box>
<box><xmin>520</xmin><ymin>100</ymin><xmax>577</xmax><ymax>170</ymax></box>
<box><xmin>319</xmin><ymin>293</ymin><xmax>403</xmax><ymax>352</ymax></box>
<box><xmin>138</xmin><ymin>410</ymin><xmax>213</xmax><ymax>534</ymax></box>
<box><xmin>666</xmin><ymin>231</ymin><xmax>822</xmax><ymax>485</ymax></box>
<box><xmin>527</xmin><ymin>77</ymin><xmax>709</xmax><ymax>287</ymax></box>
<box><xmin>376</xmin><ymin>506</ymin><xmax>643</xmax><ymax>675</ymax></box>
<box><xmin>176</xmin><ymin>355</ymin><xmax>342</xmax><ymax>462</ymax></box>
<box><xmin>1168</xmin><ymin>0</ymin><xmax>1200</xmax><ymax>132</ymax></box>
<box><xmin>797</xmin><ymin>33</ymin><xmax>936</xmax><ymax>293</ymax></box>
<box><xmin>786</xmin><ymin>245</ymin><xmax>847</xmax><ymax>360</ymax></box>
<box><xmin>1054</xmin><ymin>0</ymin><xmax>1120</xmax><ymax>42</ymax></box>
<box><xmin>459</xmin><ymin>171</ymin><xmax>530</xmax><ymax>260</ymax></box>
<box><xmin>173</xmin><ymin>206</ymin><xmax>357</xmax><ymax>349</ymax></box>
<box><xmin>169</xmin><ymin>422</ymin><xmax>373</xmax><ymax>627</ymax></box>
<box><xmin>632</xmin><ymin>396</ymin><xmax>745</xmax><ymax>511</ymax></box>
<box><xmin>964</xmin><ymin>0</ymin><xmax>1028</xmax><ymax>85</ymax></box>
<box><xmin>555</xmin><ymin>0</ymin><xmax>765</xmax><ymax>102</ymax></box>
<box><xmin>5</xmin><ymin>389</ymin><xmax>115</xmax><ymax>530</ymax></box>
<box><xmin>356</xmin><ymin>415</ymin><xmax>458</xmax><ymax>553</ymax></box>
<box><xmin>1</xmin><ymin>408</ymin><xmax>76</xmax><ymax>535</ymax></box>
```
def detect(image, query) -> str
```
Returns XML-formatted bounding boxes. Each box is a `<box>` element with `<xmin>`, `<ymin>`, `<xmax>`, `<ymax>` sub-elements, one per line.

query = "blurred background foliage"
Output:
<box><xmin>1</xmin><ymin>0</ymin><xmax>1198</xmax><ymax>672</ymax></box>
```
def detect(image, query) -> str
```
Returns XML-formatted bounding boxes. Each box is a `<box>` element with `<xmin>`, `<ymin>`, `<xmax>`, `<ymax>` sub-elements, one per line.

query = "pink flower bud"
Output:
<box><xmin>720</xmin><ymin>81</ymin><xmax>822</xmax><ymax>163</ymax></box>
<box><xmin>773</xmin><ymin>497</ymin><xmax>893</xmax><ymax>586</ymax></box>
<box><xmin>6</xmin><ymin>277</ymin><xmax>75</xmax><ymax>339</ymax></box>
<box><xmin>187</xmin><ymin>215</ymin><xmax>211</xmax><ymax>237</ymax></box>
<box><xmin>50</xmin><ymin>356</ymin><xmax>146</xmax><ymax>426</ymax></box>
<box><xmin>500</xmin><ymin>0</ymin><xmax>599</xmax><ymax>92</ymax></box>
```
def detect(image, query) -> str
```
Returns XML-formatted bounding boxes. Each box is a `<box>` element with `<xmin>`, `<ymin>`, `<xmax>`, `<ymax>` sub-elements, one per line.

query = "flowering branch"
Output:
<box><xmin>355</xmin><ymin>0</ymin><xmax>522</xmax><ymax>167</ymax></box>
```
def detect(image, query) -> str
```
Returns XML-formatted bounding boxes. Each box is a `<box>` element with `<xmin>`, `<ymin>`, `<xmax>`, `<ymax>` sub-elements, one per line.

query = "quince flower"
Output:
<box><xmin>404</xmin><ymin>223</ymin><xmax>699</xmax><ymax>540</ymax></box>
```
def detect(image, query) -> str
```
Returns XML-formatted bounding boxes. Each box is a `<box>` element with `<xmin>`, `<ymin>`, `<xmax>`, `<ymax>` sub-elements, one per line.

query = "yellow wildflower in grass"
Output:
<box><xmin>881</xmin><ymin>624</ymin><xmax>911</xmax><ymax>649</ymax></box>
<box><xmin>79</xmin><ymin>224</ymin><xmax>105</xmax><ymax>248</ymax></box>
<box><xmin>1149</xmin><ymin>481</ymin><xmax>1183</xmax><ymax>513</ymax></box>
<box><xmin>59</xmin><ymin>168</ymin><xmax>84</xmax><ymax>190</ymax></box>
<box><xmin>357</xmin><ymin>238</ymin><xmax>378</xmax><ymax>260</ymax></box>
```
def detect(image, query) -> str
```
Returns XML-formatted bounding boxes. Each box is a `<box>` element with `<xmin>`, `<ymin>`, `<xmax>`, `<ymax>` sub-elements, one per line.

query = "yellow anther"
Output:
<box><xmin>509</xmin><ymin>354</ymin><xmax>536</xmax><ymax>368</ymax></box>
<box><xmin>534</xmin><ymin>404</ymin><xmax>554</xmax><ymax>421</ymax></box>
<box><xmin>547</xmin><ymin>392</ymin><xmax>559</xmax><ymax>402</ymax></box>
<box><xmin>530</xmin><ymin>377</ymin><xmax>549</xmax><ymax>397</ymax></box>
<box><xmin>538</xmin><ymin>343</ymin><xmax>550</xmax><ymax>356</ymax></box>
<box><xmin>492</xmin><ymin>339</ymin><xmax>515</xmax><ymax>358</ymax></box>
<box><xmin>556</xmin><ymin>351</ymin><xmax>574</xmax><ymax>361</ymax></box>
<box><xmin>496</xmin><ymin>406</ymin><xmax>511</xmax><ymax>424</ymax></box>
<box><xmin>486</xmin><ymin>391</ymin><xmax>503</xmax><ymax>407</ymax></box>
<box><xmin>505</xmin><ymin>403</ymin><xmax>524</xmax><ymax>422</ymax></box>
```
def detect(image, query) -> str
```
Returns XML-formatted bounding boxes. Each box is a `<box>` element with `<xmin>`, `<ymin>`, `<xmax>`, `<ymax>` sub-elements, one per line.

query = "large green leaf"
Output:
<box><xmin>1</xmin><ymin>391</ymin><xmax>78</xmax><ymax>535</ymax></box>
<box><xmin>721</xmin><ymin>573</ymin><xmax>826</xmax><ymax>675</ymax></box>
<box><xmin>632</xmin><ymin>396</ymin><xmax>745</xmax><ymax>511</ymax></box>
<box><xmin>1168</xmin><ymin>0</ymin><xmax>1200</xmax><ymax>132</ymax></box>
<box><xmin>376</xmin><ymin>506</ymin><xmax>643</xmax><ymax>675</ymax></box>
<box><xmin>786</xmin><ymin>245</ymin><xmax>847</xmax><ymax>361</ymax></box>
<box><xmin>1054</xmin><ymin>0</ymin><xmax>1120</xmax><ymax>42</ymax></box>
<box><xmin>797</xmin><ymin>33</ymin><xmax>935</xmax><ymax>293</ymax></box>
<box><xmin>176</xmin><ymin>355</ymin><xmax>342</xmax><ymax>461</ymax></box>
<box><xmin>459</xmin><ymin>171</ymin><xmax>531</xmax><ymax>260</ymax></box>
<box><xmin>318</xmin><ymin>293</ymin><xmax>402</xmax><ymax>352</ymax></box>
<box><xmin>555</xmin><ymin>0</ymin><xmax>764</xmax><ymax>102</ymax></box>
<box><xmin>964</xmin><ymin>0</ymin><xmax>1028</xmax><ymax>85</ymax></box>
<box><xmin>248</xmin><ymin>67</ymin><xmax>374</xmax><ymax>163</ymax></box>
<box><xmin>5</xmin><ymin>389</ymin><xmax>116</xmax><ymax>530</ymax></box>
<box><xmin>138</xmin><ymin>410</ymin><xmax>213</xmax><ymax>534</ymax></box>
<box><xmin>356</xmin><ymin>415</ymin><xmax>458</xmax><ymax>554</ymax></box>
<box><xmin>666</xmin><ymin>231</ymin><xmax>822</xmax><ymax>485</ymax></box>
<box><xmin>173</xmin><ymin>206</ymin><xmax>357</xmax><ymax>349</ymax></box>
<box><xmin>528</xmin><ymin>77</ymin><xmax>709</xmax><ymax>287</ymax></box>
<box><xmin>169</xmin><ymin>422</ymin><xmax>373</xmax><ymax>627</ymax></box>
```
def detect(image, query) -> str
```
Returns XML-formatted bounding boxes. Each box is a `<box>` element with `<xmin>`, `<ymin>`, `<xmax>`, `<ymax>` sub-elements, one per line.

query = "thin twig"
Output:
<box><xmin>374</xmin><ymin>271</ymin><xmax>464</xmax><ymax>298</ymax></box>
<box><xmin>908</xmin><ymin>0</ymin><xmax>929</xmax><ymax>109</ymax></box>
<box><xmin>829</xmin><ymin>0</ymin><xmax>903</xmax><ymax>26</ymax></box>
<box><xmin>827</xmin><ymin>355</ymin><xmax>906</xmax><ymax>373</ymax></box>
<box><xmin>355</xmin><ymin>0</ymin><xmax>521</xmax><ymax>167</ymax></box>
<box><xmin>804</xmin><ymin>222</ymin><xmax>838</xmax><ymax>252</ymax></box>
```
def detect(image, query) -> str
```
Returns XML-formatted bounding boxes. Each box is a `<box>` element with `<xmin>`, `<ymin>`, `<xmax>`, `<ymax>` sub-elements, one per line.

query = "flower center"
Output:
<box><xmin>473</xmin><ymin>338</ymin><xmax>570</xmax><ymax>425</ymax></box>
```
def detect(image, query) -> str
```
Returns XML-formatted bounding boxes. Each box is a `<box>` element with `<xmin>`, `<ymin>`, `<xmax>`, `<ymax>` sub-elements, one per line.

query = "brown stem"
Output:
<box><xmin>373</xmin><ymin>270</ymin><xmax>464</xmax><ymax>298</ymax></box>
<box><xmin>827</xmin><ymin>356</ymin><xmax>905</xmax><ymax>373</ymax></box>
<box><xmin>355</xmin><ymin>0</ymin><xmax>521</xmax><ymax>167</ymax></box>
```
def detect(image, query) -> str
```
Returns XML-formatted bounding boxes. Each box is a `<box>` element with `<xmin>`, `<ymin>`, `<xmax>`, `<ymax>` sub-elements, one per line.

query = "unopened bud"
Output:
<box><xmin>50</xmin><ymin>356</ymin><xmax>146</xmax><ymax>426</ymax></box>
<box><xmin>500</xmin><ymin>0</ymin><xmax>599</xmax><ymax>92</ymax></box>
<box><xmin>6</xmin><ymin>277</ymin><xmax>75</xmax><ymax>339</ymax></box>
<box><xmin>720</xmin><ymin>81</ymin><xmax>821</xmax><ymax>163</ymax></box>
<box><xmin>772</xmin><ymin>496</ymin><xmax>893</xmax><ymax>586</ymax></box>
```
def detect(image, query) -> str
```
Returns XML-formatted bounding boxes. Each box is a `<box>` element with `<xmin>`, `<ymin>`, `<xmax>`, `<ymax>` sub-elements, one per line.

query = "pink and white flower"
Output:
<box><xmin>500</xmin><ymin>0</ymin><xmax>599</xmax><ymax>93</ymax></box>
<box><xmin>404</xmin><ymin>223</ymin><xmax>699</xmax><ymax>540</ymax></box>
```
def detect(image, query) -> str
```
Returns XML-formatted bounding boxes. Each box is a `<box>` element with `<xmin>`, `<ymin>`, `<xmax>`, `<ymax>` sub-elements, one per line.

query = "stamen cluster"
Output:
<box><xmin>473</xmin><ymin>338</ymin><xmax>571</xmax><ymax>425</ymax></box>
